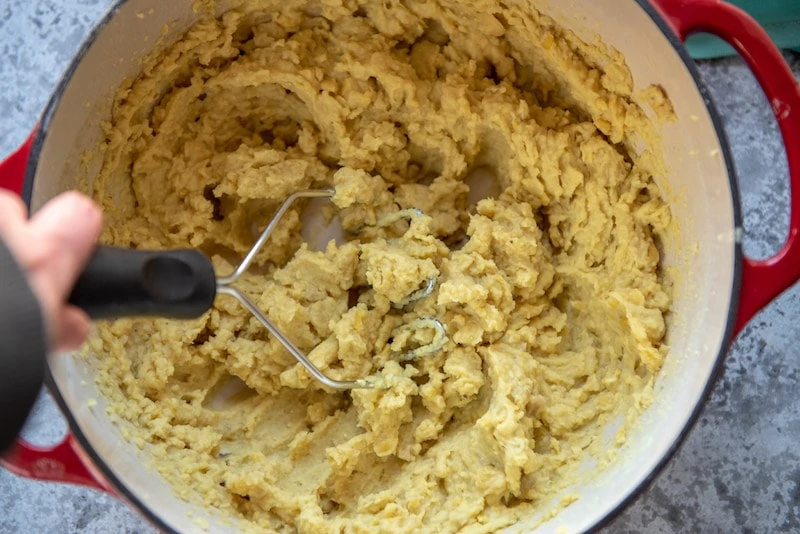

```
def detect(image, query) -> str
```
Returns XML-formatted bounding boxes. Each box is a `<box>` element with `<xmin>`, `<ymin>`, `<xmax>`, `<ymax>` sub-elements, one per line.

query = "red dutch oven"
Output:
<box><xmin>0</xmin><ymin>0</ymin><xmax>799</xmax><ymax>532</ymax></box>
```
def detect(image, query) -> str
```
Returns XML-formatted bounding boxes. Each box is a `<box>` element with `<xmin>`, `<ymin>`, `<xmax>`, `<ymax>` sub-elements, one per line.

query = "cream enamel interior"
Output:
<box><xmin>30</xmin><ymin>1</ymin><xmax>736</xmax><ymax>532</ymax></box>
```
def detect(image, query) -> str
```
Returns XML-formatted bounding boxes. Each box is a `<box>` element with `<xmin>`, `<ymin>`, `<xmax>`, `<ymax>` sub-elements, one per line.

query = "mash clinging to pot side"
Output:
<box><xmin>89</xmin><ymin>0</ymin><xmax>673</xmax><ymax>531</ymax></box>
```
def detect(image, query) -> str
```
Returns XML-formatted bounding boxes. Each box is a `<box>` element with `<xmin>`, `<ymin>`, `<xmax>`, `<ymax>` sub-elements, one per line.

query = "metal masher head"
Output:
<box><xmin>215</xmin><ymin>189</ymin><xmax>447</xmax><ymax>390</ymax></box>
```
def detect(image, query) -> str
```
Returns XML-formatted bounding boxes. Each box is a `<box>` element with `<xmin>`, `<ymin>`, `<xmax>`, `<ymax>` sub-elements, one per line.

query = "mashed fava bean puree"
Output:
<box><xmin>90</xmin><ymin>1</ymin><xmax>673</xmax><ymax>531</ymax></box>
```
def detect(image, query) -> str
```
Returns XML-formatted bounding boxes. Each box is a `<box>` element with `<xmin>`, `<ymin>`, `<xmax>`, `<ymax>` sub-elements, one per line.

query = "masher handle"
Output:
<box><xmin>68</xmin><ymin>245</ymin><xmax>217</xmax><ymax>320</ymax></box>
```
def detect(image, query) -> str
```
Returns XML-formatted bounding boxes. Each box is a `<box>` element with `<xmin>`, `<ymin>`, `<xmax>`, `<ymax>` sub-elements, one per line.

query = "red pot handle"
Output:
<box><xmin>651</xmin><ymin>0</ymin><xmax>800</xmax><ymax>336</ymax></box>
<box><xmin>0</xmin><ymin>435</ymin><xmax>110</xmax><ymax>491</ymax></box>
<box><xmin>0</xmin><ymin>133</ymin><xmax>109</xmax><ymax>492</ymax></box>
<box><xmin>0</xmin><ymin>134</ymin><xmax>34</xmax><ymax>194</ymax></box>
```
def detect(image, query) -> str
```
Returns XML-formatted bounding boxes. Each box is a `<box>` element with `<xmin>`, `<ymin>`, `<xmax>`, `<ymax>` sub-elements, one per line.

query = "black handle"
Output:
<box><xmin>68</xmin><ymin>245</ymin><xmax>217</xmax><ymax>320</ymax></box>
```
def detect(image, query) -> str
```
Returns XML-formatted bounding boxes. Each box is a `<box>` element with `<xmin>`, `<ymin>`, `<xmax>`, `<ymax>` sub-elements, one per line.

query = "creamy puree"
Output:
<box><xmin>89</xmin><ymin>0</ymin><xmax>673</xmax><ymax>532</ymax></box>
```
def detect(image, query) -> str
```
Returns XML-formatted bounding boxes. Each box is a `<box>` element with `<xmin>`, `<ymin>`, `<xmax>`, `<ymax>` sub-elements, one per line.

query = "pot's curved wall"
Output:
<box><xmin>528</xmin><ymin>1</ymin><xmax>736</xmax><ymax>531</ymax></box>
<box><xmin>34</xmin><ymin>1</ymin><xmax>239</xmax><ymax>532</ymax></box>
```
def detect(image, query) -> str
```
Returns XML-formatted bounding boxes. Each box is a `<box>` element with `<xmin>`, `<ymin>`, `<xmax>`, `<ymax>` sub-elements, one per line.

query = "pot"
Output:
<box><xmin>1</xmin><ymin>0</ymin><xmax>799</xmax><ymax>532</ymax></box>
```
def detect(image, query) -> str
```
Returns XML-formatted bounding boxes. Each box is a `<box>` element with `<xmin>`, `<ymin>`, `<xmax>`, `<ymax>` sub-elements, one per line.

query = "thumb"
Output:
<box><xmin>27</xmin><ymin>192</ymin><xmax>103</xmax><ymax>302</ymax></box>
<box><xmin>0</xmin><ymin>189</ymin><xmax>28</xmax><ymax>231</ymax></box>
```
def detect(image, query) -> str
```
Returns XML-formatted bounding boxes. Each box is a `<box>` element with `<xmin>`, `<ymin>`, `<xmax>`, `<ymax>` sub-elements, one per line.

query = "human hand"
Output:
<box><xmin>0</xmin><ymin>190</ymin><xmax>102</xmax><ymax>352</ymax></box>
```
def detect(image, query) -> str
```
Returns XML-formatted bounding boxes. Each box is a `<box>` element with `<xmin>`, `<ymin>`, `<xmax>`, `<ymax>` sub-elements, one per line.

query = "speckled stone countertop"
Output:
<box><xmin>0</xmin><ymin>1</ymin><xmax>798</xmax><ymax>533</ymax></box>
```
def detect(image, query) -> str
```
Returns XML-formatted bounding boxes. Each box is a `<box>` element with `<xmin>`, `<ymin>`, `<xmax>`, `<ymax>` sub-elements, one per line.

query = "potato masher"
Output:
<box><xmin>67</xmin><ymin>189</ymin><xmax>446</xmax><ymax>390</ymax></box>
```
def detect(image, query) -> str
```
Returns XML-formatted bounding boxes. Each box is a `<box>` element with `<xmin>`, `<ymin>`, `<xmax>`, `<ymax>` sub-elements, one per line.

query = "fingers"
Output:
<box><xmin>27</xmin><ymin>191</ymin><xmax>103</xmax><ymax>302</ymax></box>
<box><xmin>53</xmin><ymin>306</ymin><xmax>92</xmax><ymax>353</ymax></box>
<box><xmin>0</xmin><ymin>191</ymin><xmax>103</xmax><ymax>353</ymax></box>
<box><xmin>0</xmin><ymin>188</ymin><xmax>28</xmax><ymax>238</ymax></box>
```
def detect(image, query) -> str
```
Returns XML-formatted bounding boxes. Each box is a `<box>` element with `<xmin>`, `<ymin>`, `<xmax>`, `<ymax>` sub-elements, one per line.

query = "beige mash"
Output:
<box><xmin>89</xmin><ymin>0</ymin><xmax>673</xmax><ymax>532</ymax></box>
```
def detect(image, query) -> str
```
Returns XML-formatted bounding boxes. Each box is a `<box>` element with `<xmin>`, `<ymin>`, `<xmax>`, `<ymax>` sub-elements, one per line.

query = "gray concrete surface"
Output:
<box><xmin>0</xmin><ymin>1</ymin><xmax>798</xmax><ymax>533</ymax></box>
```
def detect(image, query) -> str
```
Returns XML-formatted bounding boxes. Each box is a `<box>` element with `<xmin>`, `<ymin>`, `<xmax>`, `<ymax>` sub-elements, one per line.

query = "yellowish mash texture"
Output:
<box><xmin>90</xmin><ymin>1</ymin><xmax>673</xmax><ymax>532</ymax></box>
